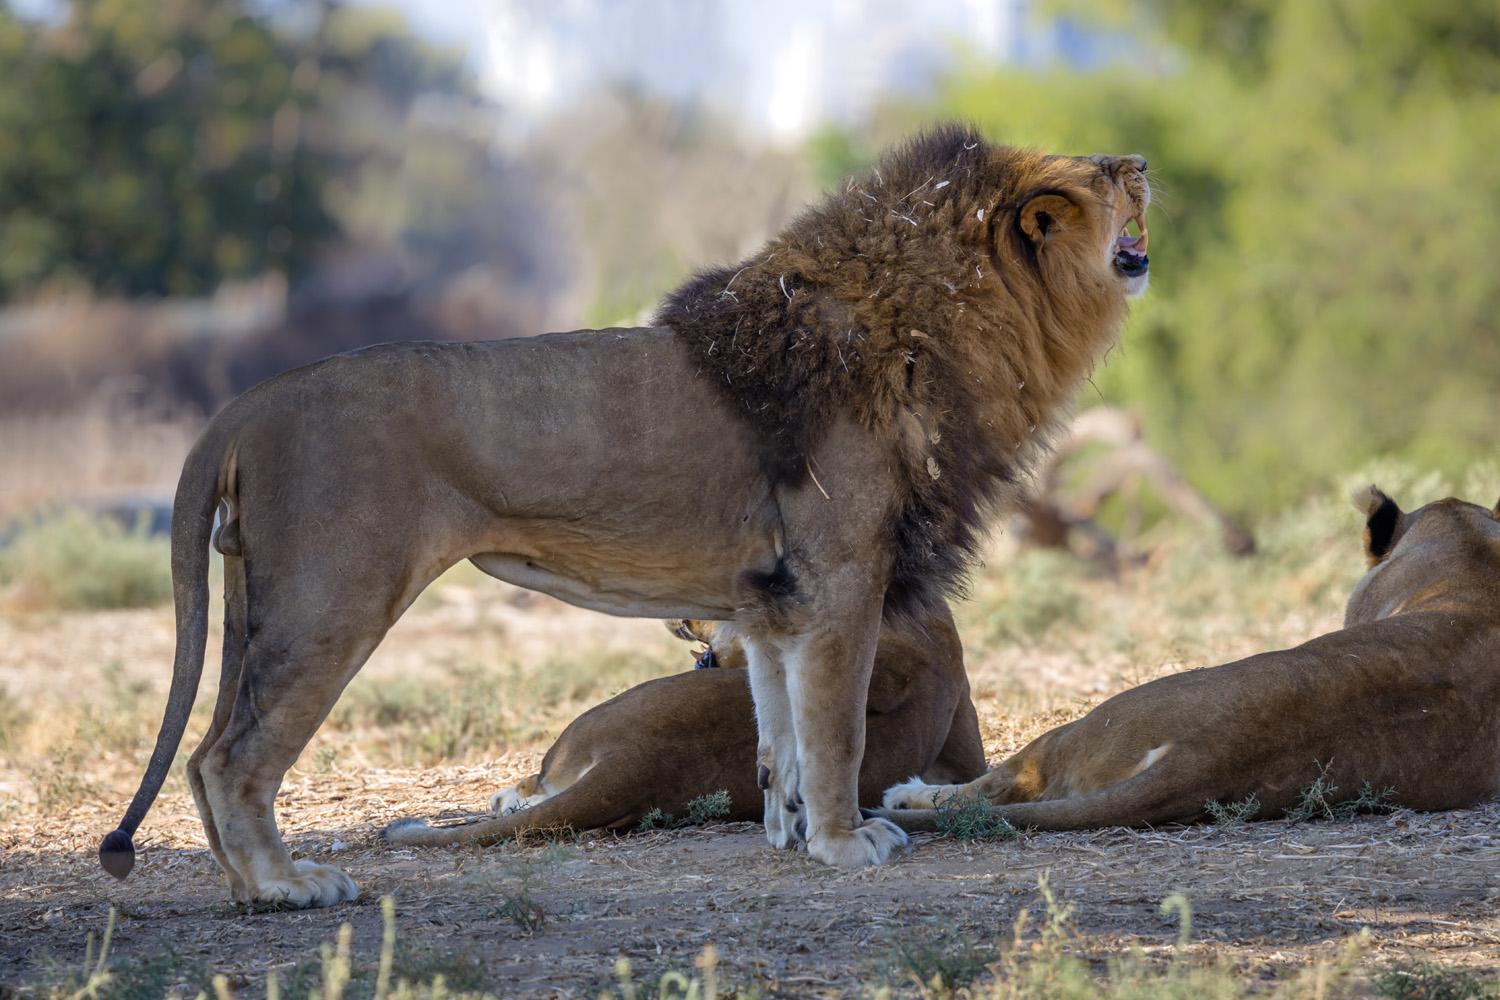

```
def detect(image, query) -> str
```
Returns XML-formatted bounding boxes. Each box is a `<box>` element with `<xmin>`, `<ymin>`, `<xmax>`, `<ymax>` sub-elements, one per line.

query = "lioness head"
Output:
<box><xmin>664</xmin><ymin>618</ymin><xmax>748</xmax><ymax>671</ymax></box>
<box><xmin>1345</xmin><ymin>486</ymin><xmax>1500</xmax><ymax>625</ymax></box>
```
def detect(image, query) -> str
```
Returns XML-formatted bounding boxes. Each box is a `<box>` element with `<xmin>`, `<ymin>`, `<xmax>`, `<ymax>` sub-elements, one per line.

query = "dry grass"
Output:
<box><xmin>0</xmin><ymin>413</ymin><xmax>200</xmax><ymax>524</ymax></box>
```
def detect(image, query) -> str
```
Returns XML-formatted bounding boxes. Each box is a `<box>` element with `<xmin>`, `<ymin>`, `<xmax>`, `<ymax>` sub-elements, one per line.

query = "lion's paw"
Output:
<box><xmin>248</xmin><ymin>860</ymin><xmax>359</xmax><ymax>909</ymax></box>
<box><xmin>882</xmin><ymin>777</ymin><xmax>948</xmax><ymax>811</ymax></box>
<box><xmin>762</xmin><ymin>788</ymin><xmax>807</xmax><ymax>851</ymax></box>
<box><xmin>808</xmin><ymin>817</ymin><xmax>911</xmax><ymax>867</ymax></box>
<box><xmin>489</xmin><ymin>784</ymin><xmax>549</xmax><ymax>816</ymax></box>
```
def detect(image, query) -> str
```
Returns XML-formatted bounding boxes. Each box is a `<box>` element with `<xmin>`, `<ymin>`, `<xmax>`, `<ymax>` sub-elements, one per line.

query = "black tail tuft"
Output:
<box><xmin>99</xmin><ymin>828</ymin><xmax>136</xmax><ymax>880</ymax></box>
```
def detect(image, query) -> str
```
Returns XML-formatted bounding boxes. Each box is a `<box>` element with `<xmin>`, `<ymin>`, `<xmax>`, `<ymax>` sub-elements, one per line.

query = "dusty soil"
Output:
<box><xmin>3</xmin><ymin>583</ymin><xmax>1499</xmax><ymax>997</ymax></box>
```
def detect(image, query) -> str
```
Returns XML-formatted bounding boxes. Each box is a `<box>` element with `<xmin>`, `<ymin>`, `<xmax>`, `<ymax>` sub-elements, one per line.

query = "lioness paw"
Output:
<box><xmin>489</xmin><ymin>784</ymin><xmax>549</xmax><ymax>816</ymax></box>
<box><xmin>808</xmin><ymin>817</ymin><xmax>911</xmax><ymax>867</ymax></box>
<box><xmin>248</xmin><ymin>860</ymin><xmax>359</xmax><ymax>909</ymax></box>
<box><xmin>882</xmin><ymin>777</ymin><xmax>946</xmax><ymax>810</ymax></box>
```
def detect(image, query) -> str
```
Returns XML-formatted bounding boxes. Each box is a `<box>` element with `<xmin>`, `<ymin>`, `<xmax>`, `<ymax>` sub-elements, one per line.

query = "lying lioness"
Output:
<box><xmin>383</xmin><ymin>606</ymin><xmax>985</xmax><ymax>845</ymax></box>
<box><xmin>874</xmin><ymin>487</ymin><xmax>1500</xmax><ymax>832</ymax></box>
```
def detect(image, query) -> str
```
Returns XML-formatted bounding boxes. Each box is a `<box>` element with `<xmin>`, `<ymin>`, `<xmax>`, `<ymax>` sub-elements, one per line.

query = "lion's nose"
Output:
<box><xmin>1089</xmin><ymin>154</ymin><xmax>1147</xmax><ymax>172</ymax></box>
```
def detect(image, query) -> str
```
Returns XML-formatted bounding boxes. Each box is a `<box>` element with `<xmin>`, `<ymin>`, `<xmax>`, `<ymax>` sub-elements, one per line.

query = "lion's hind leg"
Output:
<box><xmin>186</xmin><ymin>550</ymin><xmax>251</xmax><ymax>901</ymax></box>
<box><xmin>195</xmin><ymin>598</ymin><xmax>400</xmax><ymax>907</ymax></box>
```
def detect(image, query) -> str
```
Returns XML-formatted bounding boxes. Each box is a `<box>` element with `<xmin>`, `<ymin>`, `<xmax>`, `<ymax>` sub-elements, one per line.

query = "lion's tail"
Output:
<box><xmin>99</xmin><ymin>419</ymin><xmax>237</xmax><ymax>881</ymax></box>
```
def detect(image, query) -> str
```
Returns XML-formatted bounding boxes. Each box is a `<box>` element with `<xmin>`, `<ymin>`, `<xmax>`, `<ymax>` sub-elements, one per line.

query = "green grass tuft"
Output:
<box><xmin>882</xmin><ymin>919</ymin><xmax>999</xmax><ymax>993</ymax></box>
<box><xmin>1371</xmin><ymin>956</ymin><xmax>1492</xmax><ymax>1000</ymax></box>
<box><xmin>1286</xmin><ymin>761</ymin><xmax>1397</xmax><ymax>824</ymax></box>
<box><xmin>1204</xmin><ymin>794</ymin><xmax>1261</xmax><ymax>827</ymax></box>
<box><xmin>934</xmin><ymin>792</ymin><xmax>1018</xmax><ymax>842</ymax></box>
<box><xmin>638</xmin><ymin>790</ymin><xmax>733</xmax><ymax>831</ymax></box>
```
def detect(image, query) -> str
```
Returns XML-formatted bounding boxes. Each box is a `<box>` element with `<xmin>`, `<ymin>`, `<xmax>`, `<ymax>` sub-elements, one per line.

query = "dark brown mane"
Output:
<box><xmin>656</xmin><ymin>122</ymin><xmax>1128</xmax><ymax>618</ymax></box>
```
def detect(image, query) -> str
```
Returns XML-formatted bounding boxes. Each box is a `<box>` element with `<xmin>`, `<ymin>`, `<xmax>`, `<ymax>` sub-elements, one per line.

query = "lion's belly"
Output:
<box><xmin>468</xmin><ymin>549</ymin><xmax>742</xmax><ymax>619</ymax></box>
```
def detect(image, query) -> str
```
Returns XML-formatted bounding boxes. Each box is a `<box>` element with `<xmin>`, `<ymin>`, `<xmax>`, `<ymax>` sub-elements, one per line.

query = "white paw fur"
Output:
<box><xmin>807</xmin><ymin>817</ymin><xmax>911</xmax><ymax>867</ymax></box>
<box><xmin>882</xmin><ymin>776</ymin><xmax>947</xmax><ymax>810</ymax></box>
<box><xmin>489</xmin><ymin>784</ymin><xmax>550</xmax><ymax>816</ymax></box>
<box><xmin>248</xmin><ymin>860</ymin><xmax>359</xmax><ymax>908</ymax></box>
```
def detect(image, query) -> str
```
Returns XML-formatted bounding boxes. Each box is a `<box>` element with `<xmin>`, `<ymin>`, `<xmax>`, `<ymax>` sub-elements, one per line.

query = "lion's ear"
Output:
<box><xmin>1492</xmin><ymin>497</ymin><xmax>1500</xmax><ymax>521</ymax></box>
<box><xmin>1351</xmin><ymin>486</ymin><xmax>1405</xmax><ymax>566</ymax></box>
<box><xmin>1019</xmin><ymin>193</ymin><xmax>1082</xmax><ymax>248</ymax></box>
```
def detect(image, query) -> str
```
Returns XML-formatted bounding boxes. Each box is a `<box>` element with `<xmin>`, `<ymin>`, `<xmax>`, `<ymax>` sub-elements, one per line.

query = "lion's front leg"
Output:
<box><xmin>743</xmin><ymin>636</ymin><xmax>802</xmax><ymax>850</ymax></box>
<box><xmin>781</xmin><ymin>595</ymin><xmax>911</xmax><ymax>866</ymax></box>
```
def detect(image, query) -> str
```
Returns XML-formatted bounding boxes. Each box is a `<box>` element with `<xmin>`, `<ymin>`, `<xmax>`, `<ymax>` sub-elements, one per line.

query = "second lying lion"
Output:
<box><xmin>384</xmin><ymin>605</ymin><xmax>985</xmax><ymax>846</ymax></box>
<box><xmin>874</xmin><ymin>487</ymin><xmax>1500</xmax><ymax>832</ymax></box>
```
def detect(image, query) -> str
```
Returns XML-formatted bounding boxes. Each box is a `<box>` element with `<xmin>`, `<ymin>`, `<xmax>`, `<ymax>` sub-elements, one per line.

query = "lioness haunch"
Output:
<box><xmin>382</xmin><ymin>605</ymin><xmax>984</xmax><ymax>846</ymax></box>
<box><xmin>874</xmin><ymin>488</ymin><xmax>1500</xmax><ymax>832</ymax></box>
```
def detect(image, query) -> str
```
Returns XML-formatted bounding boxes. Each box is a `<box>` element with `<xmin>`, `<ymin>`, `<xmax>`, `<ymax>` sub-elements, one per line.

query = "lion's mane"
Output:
<box><xmin>658</xmin><ymin>123</ymin><xmax>1127</xmax><ymax>618</ymax></box>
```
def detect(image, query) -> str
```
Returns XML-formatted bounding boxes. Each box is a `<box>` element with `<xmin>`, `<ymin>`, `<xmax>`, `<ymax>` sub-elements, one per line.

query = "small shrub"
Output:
<box><xmin>683</xmin><ymin>789</ymin><xmax>732</xmax><ymax>825</ymax></box>
<box><xmin>1205</xmin><ymin>794</ymin><xmax>1261</xmax><ymax>826</ymax></box>
<box><xmin>0</xmin><ymin>508</ymin><xmax>172</xmax><ymax>610</ymax></box>
<box><xmin>882</xmin><ymin>920</ymin><xmax>998</xmax><ymax>993</ymax></box>
<box><xmin>1286</xmin><ymin>761</ymin><xmax>1397</xmax><ymax>823</ymax></box>
<box><xmin>638</xmin><ymin>790</ymin><xmax>733</xmax><ymax>831</ymax></box>
<box><xmin>1371</xmin><ymin>956</ymin><xmax>1492</xmax><ymax>1000</ymax></box>
<box><xmin>384</xmin><ymin>939</ymin><xmax>488</xmax><ymax>994</ymax></box>
<box><xmin>934</xmin><ymin>792</ymin><xmax>1017</xmax><ymax>842</ymax></box>
<box><xmin>484</xmin><ymin>843</ymin><xmax>570</xmax><ymax>934</ymax></box>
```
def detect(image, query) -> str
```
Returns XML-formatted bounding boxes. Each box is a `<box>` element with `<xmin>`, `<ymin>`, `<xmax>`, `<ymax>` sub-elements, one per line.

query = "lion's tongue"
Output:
<box><xmin>1117</xmin><ymin>219</ymin><xmax>1149</xmax><ymax>257</ymax></box>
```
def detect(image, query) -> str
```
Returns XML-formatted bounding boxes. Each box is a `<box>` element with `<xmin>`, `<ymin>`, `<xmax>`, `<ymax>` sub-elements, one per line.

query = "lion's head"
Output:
<box><xmin>660</xmin><ymin>124</ymin><xmax>1152</xmax><ymax>616</ymax></box>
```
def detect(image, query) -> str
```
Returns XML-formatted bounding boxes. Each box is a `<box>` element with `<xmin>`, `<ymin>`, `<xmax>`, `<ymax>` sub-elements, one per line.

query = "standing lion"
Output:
<box><xmin>101</xmin><ymin>124</ymin><xmax>1151</xmax><ymax>906</ymax></box>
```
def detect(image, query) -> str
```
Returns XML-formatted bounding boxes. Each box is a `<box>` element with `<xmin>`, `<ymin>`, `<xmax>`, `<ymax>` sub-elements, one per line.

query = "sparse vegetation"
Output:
<box><xmin>1285</xmin><ymin>762</ymin><xmax>1398</xmax><ymax>824</ymax></box>
<box><xmin>934</xmin><ymin>792</ymin><xmax>1019</xmax><ymax>843</ymax></box>
<box><xmin>482</xmin><ymin>843</ymin><xmax>571</xmax><ymax>934</ymax></box>
<box><xmin>1205</xmin><ymin>794</ymin><xmax>1261</xmax><ymax>827</ymax></box>
<box><xmin>881</xmin><ymin>919</ymin><xmax>999</xmax><ymax>993</ymax></box>
<box><xmin>1371</xmin><ymin>956</ymin><xmax>1493</xmax><ymax>1000</ymax></box>
<box><xmin>0</xmin><ymin>508</ymin><xmax>172</xmax><ymax>610</ymax></box>
<box><xmin>637</xmin><ymin>790</ymin><xmax>733</xmax><ymax>831</ymax></box>
<box><xmin>325</xmin><ymin>650</ymin><xmax>677</xmax><ymax>766</ymax></box>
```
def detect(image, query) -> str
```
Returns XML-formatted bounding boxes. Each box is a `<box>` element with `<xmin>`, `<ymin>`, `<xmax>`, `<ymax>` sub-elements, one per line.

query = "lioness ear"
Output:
<box><xmin>1351</xmin><ymin>485</ymin><xmax>1404</xmax><ymax>566</ymax></box>
<box><xmin>1019</xmin><ymin>193</ymin><xmax>1082</xmax><ymax>248</ymax></box>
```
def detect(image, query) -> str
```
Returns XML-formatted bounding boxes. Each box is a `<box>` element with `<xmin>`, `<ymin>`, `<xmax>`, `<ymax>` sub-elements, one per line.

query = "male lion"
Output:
<box><xmin>100</xmin><ymin>123</ymin><xmax>1152</xmax><ymax>906</ymax></box>
<box><xmin>382</xmin><ymin>606</ymin><xmax>985</xmax><ymax>844</ymax></box>
<box><xmin>874</xmin><ymin>488</ymin><xmax>1500</xmax><ymax>831</ymax></box>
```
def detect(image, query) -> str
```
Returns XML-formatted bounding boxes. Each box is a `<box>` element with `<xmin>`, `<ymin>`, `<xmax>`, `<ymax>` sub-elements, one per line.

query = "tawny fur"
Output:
<box><xmin>98</xmin><ymin>124</ymin><xmax>1151</xmax><ymax>906</ymax></box>
<box><xmin>661</xmin><ymin>124</ymin><xmax>1145</xmax><ymax>616</ymax></box>
<box><xmin>382</xmin><ymin>607</ymin><xmax>986</xmax><ymax>846</ymax></box>
<box><xmin>873</xmin><ymin>489</ymin><xmax>1500</xmax><ymax>833</ymax></box>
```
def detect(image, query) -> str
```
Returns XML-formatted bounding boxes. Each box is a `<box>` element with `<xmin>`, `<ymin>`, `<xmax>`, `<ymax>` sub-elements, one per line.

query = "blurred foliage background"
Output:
<box><xmin>0</xmin><ymin>0</ymin><xmax>1496</xmax><ymax>519</ymax></box>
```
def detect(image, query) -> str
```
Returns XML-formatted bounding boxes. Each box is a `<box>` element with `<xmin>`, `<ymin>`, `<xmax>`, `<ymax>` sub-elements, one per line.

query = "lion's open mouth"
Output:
<box><xmin>1113</xmin><ymin>215</ymin><xmax>1149</xmax><ymax>278</ymax></box>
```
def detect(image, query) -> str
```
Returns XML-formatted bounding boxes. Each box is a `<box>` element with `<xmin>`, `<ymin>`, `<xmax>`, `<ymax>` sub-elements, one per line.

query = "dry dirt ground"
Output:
<box><xmin>3</xmin><ymin>581</ymin><xmax>1499</xmax><ymax>997</ymax></box>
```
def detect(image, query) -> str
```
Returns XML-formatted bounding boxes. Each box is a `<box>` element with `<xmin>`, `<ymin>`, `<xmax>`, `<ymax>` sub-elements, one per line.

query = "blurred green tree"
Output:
<box><xmin>0</xmin><ymin>0</ymin><xmax>337</xmax><ymax>297</ymax></box>
<box><xmin>0</xmin><ymin>0</ymin><xmax>481</xmax><ymax>302</ymax></box>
